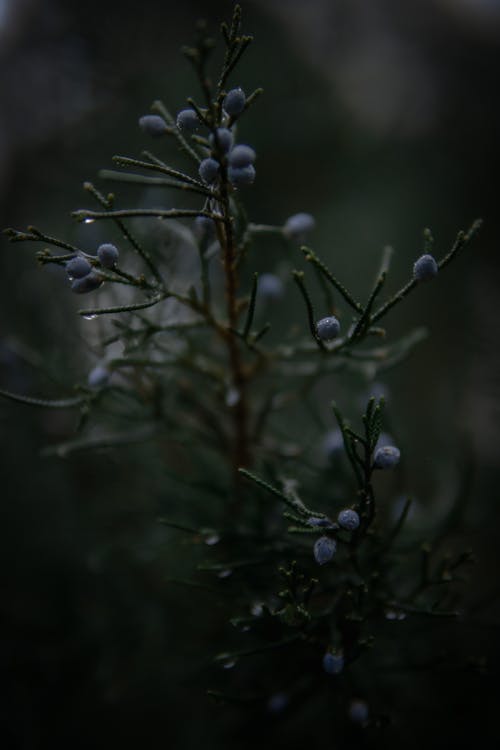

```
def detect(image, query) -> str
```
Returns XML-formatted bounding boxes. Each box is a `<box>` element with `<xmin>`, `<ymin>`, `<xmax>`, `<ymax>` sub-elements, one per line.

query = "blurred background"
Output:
<box><xmin>1</xmin><ymin>0</ymin><xmax>499</xmax><ymax>747</ymax></box>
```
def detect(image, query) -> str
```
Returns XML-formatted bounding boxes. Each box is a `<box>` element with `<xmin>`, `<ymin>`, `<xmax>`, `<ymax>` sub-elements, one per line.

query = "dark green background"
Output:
<box><xmin>1</xmin><ymin>0</ymin><xmax>499</xmax><ymax>747</ymax></box>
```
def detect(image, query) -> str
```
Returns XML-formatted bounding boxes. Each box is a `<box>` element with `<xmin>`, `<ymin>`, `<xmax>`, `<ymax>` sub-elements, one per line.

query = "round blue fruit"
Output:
<box><xmin>176</xmin><ymin>109</ymin><xmax>199</xmax><ymax>132</ymax></box>
<box><xmin>228</xmin><ymin>144</ymin><xmax>256</xmax><ymax>168</ymax></box>
<box><xmin>199</xmin><ymin>158</ymin><xmax>220</xmax><ymax>184</ymax></box>
<box><xmin>316</xmin><ymin>316</ymin><xmax>340</xmax><ymax>341</ymax></box>
<box><xmin>338</xmin><ymin>509</ymin><xmax>360</xmax><ymax>531</ymax></box>
<box><xmin>228</xmin><ymin>164</ymin><xmax>255</xmax><ymax>187</ymax></box>
<box><xmin>373</xmin><ymin>445</ymin><xmax>401</xmax><ymax>469</ymax></box>
<box><xmin>413</xmin><ymin>253</ymin><xmax>438</xmax><ymax>281</ymax></box>
<box><xmin>313</xmin><ymin>535</ymin><xmax>337</xmax><ymax>565</ymax></box>
<box><xmin>97</xmin><ymin>243</ymin><xmax>119</xmax><ymax>269</ymax></box>
<box><xmin>138</xmin><ymin>115</ymin><xmax>167</xmax><ymax>137</ymax></box>
<box><xmin>223</xmin><ymin>87</ymin><xmax>246</xmax><ymax>116</ymax></box>
<box><xmin>66</xmin><ymin>256</ymin><xmax>91</xmax><ymax>279</ymax></box>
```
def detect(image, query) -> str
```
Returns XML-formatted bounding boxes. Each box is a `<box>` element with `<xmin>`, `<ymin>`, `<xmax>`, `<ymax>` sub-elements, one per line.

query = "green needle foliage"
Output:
<box><xmin>1</xmin><ymin>5</ymin><xmax>483</xmax><ymax>743</ymax></box>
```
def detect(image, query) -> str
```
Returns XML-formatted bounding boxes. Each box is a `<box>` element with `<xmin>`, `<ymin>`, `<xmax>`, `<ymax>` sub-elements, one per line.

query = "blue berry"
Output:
<box><xmin>71</xmin><ymin>271</ymin><xmax>102</xmax><ymax>294</ymax></box>
<box><xmin>228</xmin><ymin>144</ymin><xmax>256</xmax><ymax>168</ymax></box>
<box><xmin>209</xmin><ymin>128</ymin><xmax>234</xmax><ymax>153</ymax></box>
<box><xmin>88</xmin><ymin>365</ymin><xmax>110</xmax><ymax>389</ymax></box>
<box><xmin>97</xmin><ymin>243</ymin><xmax>119</xmax><ymax>269</ymax></box>
<box><xmin>258</xmin><ymin>273</ymin><xmax>284</xmax><ymax>301</ymax></box>
<box><xmin>199</xmin><ymin>158</ymin><xmax>220</xmax><ymax>184</ymax></box>
<box><xmin>323</xmin><ymin>651</ymin><xmax>344</xmax><ymax>675</ymax></box>
<box><xmin>223</xmin><ymin>87</ymin><xmax>246</xmax><ymax>116</ymax></box>
<box><xmin>338</xmin><ymin>509</ymin><xmax>360</xmax><ymax>531</ymax></box>
<box><xmin>176</xmin><ymin>108</ymin><xmax>199</xmax><ymax>132</ymax></box>
<box><xmin>348</xmin><ymin>699</ymin><xmax>369</xmax><ymax>724</ymax></box>
<box><xmin>228</xmin><ymin>164</ymin><xmax>256</xmax><ymax>187</ymax></box>
<box><xmin>322</xmin><ymin>429</ymin><xmax>344</xmax><ymax>460</ymax></box>
<box><xmin>374</xmin><ymin>445</ymin><xmax>400</xmax><ymax>469</ymax></box>
<box><xmin>313</xmin><ymin>535</ymin><xmax>336</xmax><ymax>565</ymax></box>
<box><xmin>316</xmin><ymin>316</ymin><xmax>340</xmax><ymax>341</ymax></box>
<box><xmin>66</xmin><ymin>256</ymin><xmax>92</xmax><ymax>279</ymax></box>
<box><xmin>413</xmin><ymin>253</ymin><xmax>438</xmax><ymax>281</ymax></box>
<box><xmin>283</xmin><ymin>212</ymin><xmax>315</xmax><ymax>240</ymax></box>
<box><xmin>138</xmin><ymin>115</ymin><xmax>167</xmax><ymax>137</ymax></box>
<box><xmin>307</xmin><ymin>516</ymin><xmax>335</xmax><ymax>529</ymax></box>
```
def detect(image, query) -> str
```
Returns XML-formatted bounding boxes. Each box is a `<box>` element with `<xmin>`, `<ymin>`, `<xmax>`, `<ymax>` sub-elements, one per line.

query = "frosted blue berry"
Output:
<box><xmin>374</xmin><ymin>445</ymin><xmax>401</xmax><ymax>469</ymax></box>
<box><xmin>323</xmin><ymin>651</ymin><xmax>344</xmax><ymax>675</ymax></box>
<box><xmin>283</xmin><ymin>212</ymin><xmax>315</xmax><ymax>240</ymax></box>
<box><xmin>258</xmin><ymin>273</ymin><xmax>284</xmax><ymax>301</ymax></box>
<box><xmin>199</xmin><ymin>158</ymin><xmax>220</xmax><ymax>184</ymax></box>
<box><xmin>228</xmin><ymin>144</ymin><xmax>256</xmax><ymax>168</ymax></box>
<box><xmin>316</xmin><ymin>316</ymin><xmax>340</xmax><ymax>341</ymax></box>
<box><xmin>71</xmin><ymin>271</ymin><xmax>102</xmax><ymax>294</ymax></box>
<box><xmin>223</xmin><ymin>87</ymin><xmax>246</xmax><ymax>116</ymax></box>
<box><xmin>228</xmin><ymin>164</ymin><xmax>256</xmax><ymax>187</ymax></box>
<box><xmin>313</xmin><ymin>535</ymin><xmax>336</xmax><ymax>565</ymax></box>
<box><xmin>307</xmin><ymin>516</ymin><xmax>335</xmax><ymax>529</ymax></box>
<box><xmin>66</xmin><ymin>256</ymin><xmax>91</xmax><ymax>279</ymax></box>
<box><xmin>88</xmin><ymin>365</ymin><xmax>110</xmax><ymax>389</ymax></box>
<box><xmin>322</xmin><ymin>428</ymin><xmax>344</xmax><ymax>460</ymax></box>
<box><xmin>338</xmin><ymin>509</ymin><xmax>360</xmax><ymax>531</ymax></box>
<box><xmin>413</xmin><ymin>253</ymin><xmax>438</xmax><ymax>281</ymax></box>
<box><xmin>176</xmin><ymin>108</ymin><xmax>199</xmax><ymax>132</ymax></box>
<box><xmin>209</xmin><ymin>128</ymin><xmax>234</xmax><ymax>154</ymax></box>
<box><xmin>97</xmin><ymin>243</ymin><xmax>119</xmax><ymax>269</ymax></box>
<box><xmin>348</xmin><ymin>699</ymin><xmax>369</xmax><ymax>724</ymax></box>
<box><xmin>138</xmin><ymin>114</ymin><xmax>167</xmax><ymax>137</ymax></box>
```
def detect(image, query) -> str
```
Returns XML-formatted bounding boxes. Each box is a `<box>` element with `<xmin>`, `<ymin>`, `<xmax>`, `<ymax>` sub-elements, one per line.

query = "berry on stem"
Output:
<box><xmin>228</xmin><ymin>145</ymin><xmax>256</xmax><ymax>168</ymax></box>
<box><xmin>338</xmin><ymin>509</ymin><xmax>360</xmax><ymax>531</ymax></box>
<box><xmin>66</xmin><ymin>256</ymin><xmax>92</xmax><ymax>279</ymax></box>
<box><xmin>97</xmin><ymin>243</ymin><xmax>119</xmax><ymax>269</ymax></box>
<box><xmin>228</xmin><ymin>164</ymin><xmax>255</xmax><ymax>187</ymax></box>
<box><xmin>373</xmin><ymin>445</ymin><xmax>400</xmax><ymax>469</ymax></box>
<box><xmin>71</xmin><ymin>271</ymin><xmax>102</xmax><ymax>294</ymax></box>
<box><xmin>138</xmin><ymin>115</ymin><xmax>168</xmax><ymax>137</ymax></box>
<box><xmin>209</xmin><ymin>128</ymin><xmax>234</xmax><ymax>154</ymax></box>
<box><xmin>223</xmin><ymin>87</ymin><xmax>246</xmax><ymax>116</ymax></box>
<box><xmin>283</xmin><ymin>212</ymin><xmax>315</xmax><ymax>240</ymax></box>
<box><xmin>199</xmin><ymin>158</ymin><xmax>220</xmax><ymax>184</ymax></box>
<box><xmin>413</xmin><ymin>253</ymin><xmax>438</xmax><ymax>281</ymax></box>
<box><xmin>176</xmin><ymin>108</ymin><xmax>199</xmax><ymax>132</ymax></box>
<box><xmin>313</xmin><ymin>536</ymin><xmax>337</xmax><ymax>565</ymax></box>
<box><xmin>316</xmin><ymin>316</ymin><xmax>340</xmax><ymax>341</ymax></box>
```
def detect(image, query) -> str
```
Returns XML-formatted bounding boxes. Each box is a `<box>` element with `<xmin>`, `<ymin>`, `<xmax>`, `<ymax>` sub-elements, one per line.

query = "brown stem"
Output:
<box><xmin>216</xmin><ymin>183</ymin><xmax>251</xmax><ymax>497</ymax></box>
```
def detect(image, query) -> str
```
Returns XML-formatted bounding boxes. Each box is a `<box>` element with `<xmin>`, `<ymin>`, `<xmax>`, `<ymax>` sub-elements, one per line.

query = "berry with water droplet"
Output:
<box><xmin>66</xmin><ymin>256</ymin><xmax>91</xmax><ymax>279</ymax></box>
<box><xmin>97</xmin><ymin>243</ymin><xmax>119</xmax><ymax>269</ymax></box>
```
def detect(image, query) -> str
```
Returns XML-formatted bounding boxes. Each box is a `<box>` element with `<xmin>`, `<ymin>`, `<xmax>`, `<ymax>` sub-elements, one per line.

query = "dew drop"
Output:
<box><xmin>222</xmin><ymin>659</ymin><xmax>236</xmax><ymax>670</ymax></box>
<box><xmin>217</xmin><ymin>568</ymin><xmax>232</xmax><ymax>579</ymax></box>
<box><xmin>83</xmin><ymin>314</ymin><xmax>98</xmax><ymax>321</ymax></box>
<box><xmin>84</xmin><ymin>218</ymin><xmax>95</xmax><ymax>224</ymax></box>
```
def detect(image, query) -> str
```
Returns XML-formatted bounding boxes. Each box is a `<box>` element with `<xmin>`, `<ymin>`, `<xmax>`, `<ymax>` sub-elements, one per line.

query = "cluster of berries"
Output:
<box><xmin>65</xmin><ymin>244</ymin><xmax>119</xmax><ymax>294</ymax></box>
<box><xmin>139</xmin><ymin>88</ymin><xmax>256</xmax><ymax>188</ymax></box>
<box><xmin>311</xmin><ymin>507</ymin><xmax>361</xmax><ymax>566</ymax></box>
